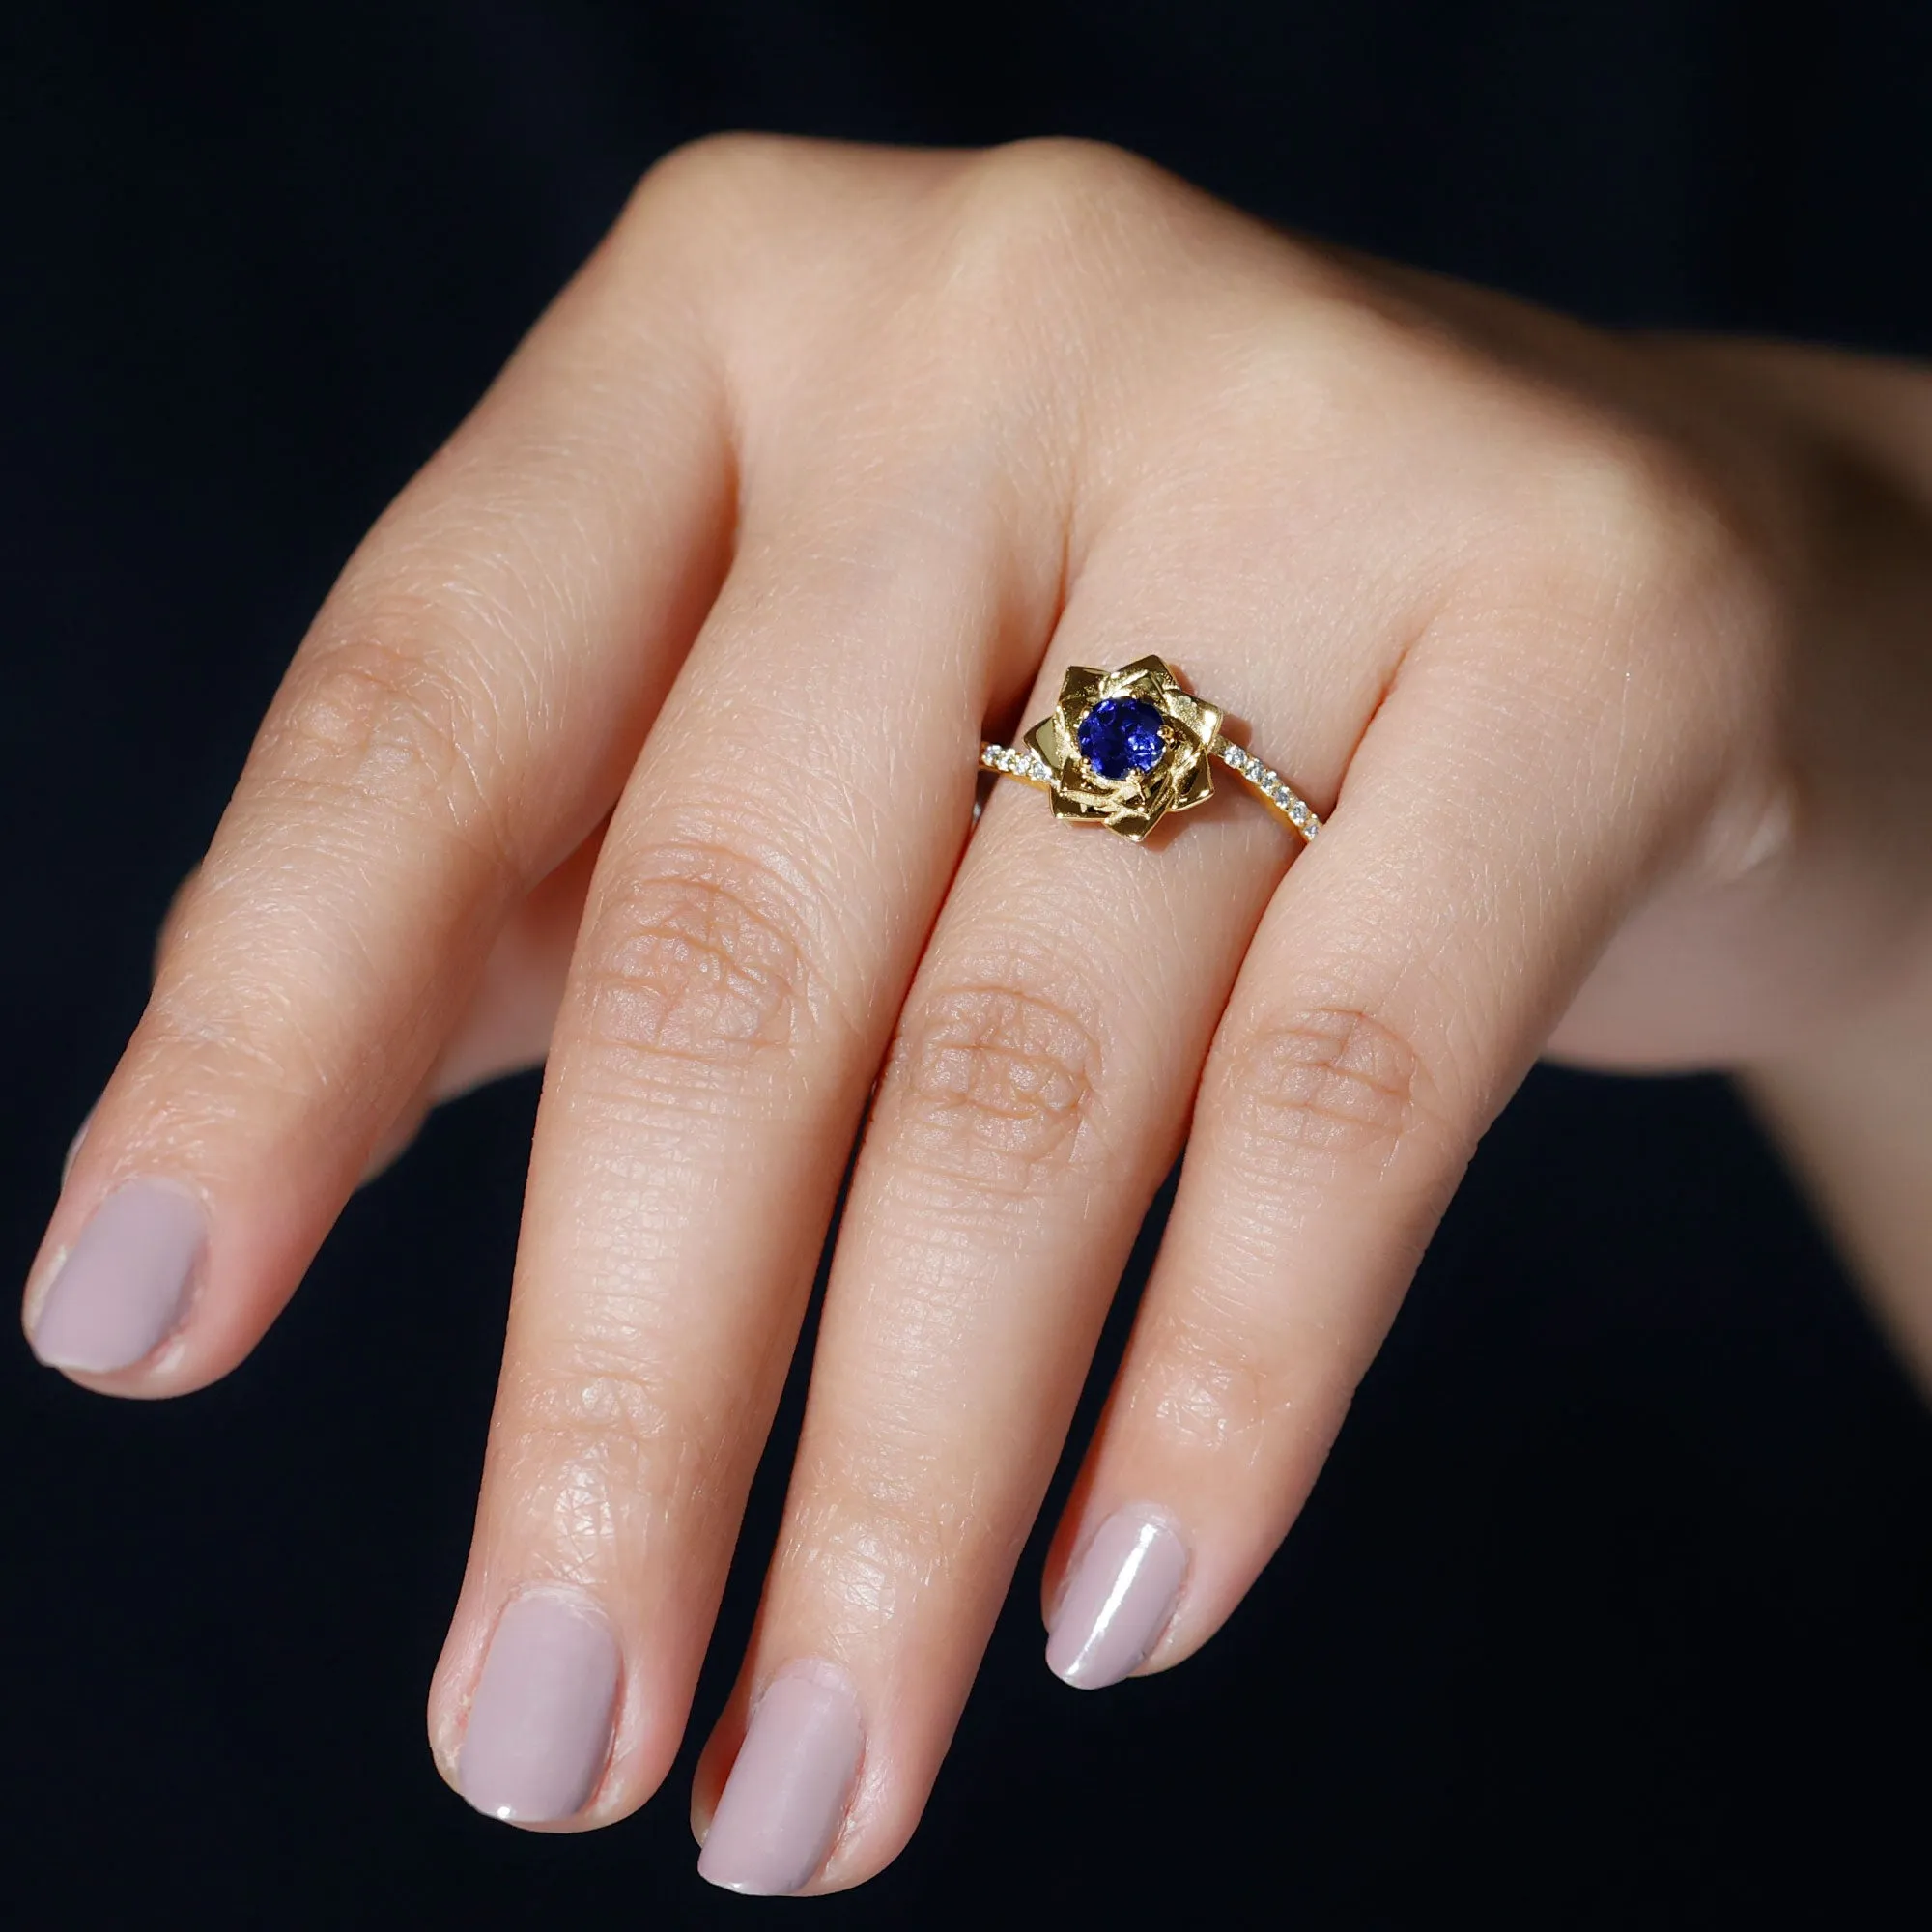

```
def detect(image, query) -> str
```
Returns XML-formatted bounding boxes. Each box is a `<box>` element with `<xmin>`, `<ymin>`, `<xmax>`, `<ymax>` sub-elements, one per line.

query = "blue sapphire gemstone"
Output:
<box><xmin>1076</xmin><ymin>697</ymin><xmax>1167</xmax><ymax>781</ymax></box>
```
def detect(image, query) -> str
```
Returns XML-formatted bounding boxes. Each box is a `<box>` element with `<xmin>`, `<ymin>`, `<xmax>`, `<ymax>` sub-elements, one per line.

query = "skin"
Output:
<box><xmin>21</xmin><ymin>138</ymin><xmax>1932</xmax><ymax>1890</ymax></box>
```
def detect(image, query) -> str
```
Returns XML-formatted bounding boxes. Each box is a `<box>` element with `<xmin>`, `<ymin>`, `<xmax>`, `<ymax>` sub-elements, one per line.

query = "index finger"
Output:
<box><xmin>23</xmin><ymin>174</ymin><xmax>732</xmax><ymax>1392</ymax></box>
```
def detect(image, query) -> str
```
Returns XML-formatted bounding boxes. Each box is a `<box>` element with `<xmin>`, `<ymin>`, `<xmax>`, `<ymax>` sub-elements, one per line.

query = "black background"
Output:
<box><xmin>5</xmin><ymin>4</ymin><xmax>1931</xmax><ymax>1924</ymax></box>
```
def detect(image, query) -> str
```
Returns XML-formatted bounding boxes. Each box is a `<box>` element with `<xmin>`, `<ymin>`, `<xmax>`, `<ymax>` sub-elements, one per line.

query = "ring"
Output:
<box><xmin>980</xmin><ymin>655</ymin><xmax>1321</xmax><ymax>845</ymax></box>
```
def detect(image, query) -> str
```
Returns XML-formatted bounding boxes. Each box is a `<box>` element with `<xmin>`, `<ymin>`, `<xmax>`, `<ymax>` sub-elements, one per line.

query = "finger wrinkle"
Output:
<box><xmin>503</xmin><ymin>1360</ymin><xmax>719</xmax><ymax>1575</ymax></box>
<box><xmin>881</xmin><ymin>979</ymin><xmax>1105</xmax><ymax>1202</ymax></box>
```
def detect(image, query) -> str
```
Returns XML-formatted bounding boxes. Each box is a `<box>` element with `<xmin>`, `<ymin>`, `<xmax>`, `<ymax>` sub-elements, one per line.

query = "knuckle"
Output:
<box><xmin>1136</xmin><ymin>1292</ymin><xmax>1299</xmax><ymax>1463</ymax></box>
<box><xmin>608</xmin><ymin>133</ymin><xmax>823</xmax><ymax>306</ymax></box>
<box><xmin>1549</xmin><ymin>427</ymin><xmax>1696</xmax><ymax>566</ymax></box>
<box><xmin>571</xmin><ymin>840</ymin><xmax>820</xmax><ymax>1087</ymax></box>
<box><xmin>884</xmin><ymin>976</ymin><xmax>1102</xmax><ymax>1202</ymax></box>
<box><xmin>943</xmin><ymin>137</ymin><xmax>1171</xmax><ymax>312</ymax></box>
<box><xmin>1481</xmin><ymin>414</ymin><xmax>1779</xmax><ymax>781</ymax></box>
<box><xmin>125</xmin><ymin>993</ymin><xmax>335</xmax><ymax>1150</ymax></box>
<box><xmin>1221</xmin><ymin>1003</ymin><xmax>1431</xmax><ymax>1174</ymax></box>
<box><xmin>628</xmin><ymin>130</ymin><xmax>793</xmax><ymax>210</ymax></box>
<box><xmin>781</xmin><ymin>1449</ymin><xmax>996</xmax><ymax>1619</ymax></box>
<box><xmin>966</xmin><ymin>135</ymin><xmax>1163</xmax><ymax>222</ymax></box>
<box><xmin>619</xmin><ymin>131</ymin><xmax>889</xmax><ymax>275</ymax></box>
<box><xmin>1526</xmin><ymin>417</ymin><xmax>1763</xmax><ymax>620</ymax></box>
<box><xmin>261</xmin><ymin>628</ymin><xmax>514</xmax><ymax>869</ymax></box>
<box><xmin>506</xmin><ymin>1350</ymin><xmax>713</xmax><ymax>1569</ymax></box>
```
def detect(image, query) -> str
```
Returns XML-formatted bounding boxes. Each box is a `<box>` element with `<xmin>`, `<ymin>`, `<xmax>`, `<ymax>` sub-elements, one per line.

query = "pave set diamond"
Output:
<box><xmin>1211</xmin><ymin>737</ymin><xmax>1320</xmax><ymax>840</ymax></box>
<box><xmin>979</xmin><ymin>742</ymin><xmax>1054</xmax><ymax>785</ymax></box>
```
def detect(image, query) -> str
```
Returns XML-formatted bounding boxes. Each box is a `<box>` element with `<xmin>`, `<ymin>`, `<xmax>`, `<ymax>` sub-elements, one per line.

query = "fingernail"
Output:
<box><xmin>1045</xmin><ymin>1508</ymin><xmax>1189</xmax><ymax>1690</ymax></box>
<box><xmin>29</xmin><ymin>1179</ymin><xmax>207</xmax><ymax>1373</ymax></box>
<box><xmin>458</xmin><ymin>1594</ymin><xmax>621</xmax><ymax>1824</ymax></box>
<box><xmin>697</xmin><ymin>1662</ymin><xmax>864</xmax><ymax>1895</ymax></box>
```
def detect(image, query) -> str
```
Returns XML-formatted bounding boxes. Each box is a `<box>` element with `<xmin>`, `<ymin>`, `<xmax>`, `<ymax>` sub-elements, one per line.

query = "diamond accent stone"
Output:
<box><xmin>1210</xmin><ymin>736</ymin><xmax>1320</xmax><ymax>842</ymax></box>
<box><xmin>980</xmin><ymin>743</ymin><xmax>1051</xmax><ymax>785</ymax></box>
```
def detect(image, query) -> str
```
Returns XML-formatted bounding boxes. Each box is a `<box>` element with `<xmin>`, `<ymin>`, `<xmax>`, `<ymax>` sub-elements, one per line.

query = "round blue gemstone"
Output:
<box><xmin>1076</xmin><ymin>697</ymin><xmax>1167</xmax><ymax>781</ymax></box>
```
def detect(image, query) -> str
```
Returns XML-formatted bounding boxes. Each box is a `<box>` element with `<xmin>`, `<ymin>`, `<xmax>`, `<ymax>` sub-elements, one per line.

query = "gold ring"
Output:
<box><xmin>979</xmin><ymin>655</ymin><xmax>1321</xmax><ymax>845</ymax></box>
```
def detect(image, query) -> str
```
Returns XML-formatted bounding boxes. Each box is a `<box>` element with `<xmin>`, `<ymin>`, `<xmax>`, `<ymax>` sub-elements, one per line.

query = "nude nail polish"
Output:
<box><xmin>458</xmin><ymin>1593</ymin><xmax>620</xmax><ymax>1824</ymax></box>
<box><xmin>1046</xmin><ymin>1508</ymin><xmax>1189</xmax><ymax>1690</ymax></box>
<box><xmin>29</xmin><ymin>1179</ymin><xmax>206</xmax><ymax>1374</ymax></box>
<box><xmin>697</xmin><ymin>1662</ymin><xmax>864</xmax><ymax>1895</ymax></box>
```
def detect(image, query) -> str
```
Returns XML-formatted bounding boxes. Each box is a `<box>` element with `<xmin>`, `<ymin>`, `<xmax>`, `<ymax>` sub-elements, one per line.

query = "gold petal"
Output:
<box><xmin>1172</xmin><ymin>749</ymin><xmax>1217</xmax><ymax>810</ymax></box>
<box><xmin>1051</xmin><ymin>762</ymin><xmax>1112</xmax><ymax>809</ymax></box>
<box><xmin>1026</xmin><ymin>714</ymin><xmax>1070</xmax><ymax>773</ymax></box>
<box><xmin>1051</xmin><ymin>787</ymin><xmax>1114</xmax><ymax>825</ymax></box>
<box><xmin>1118</xmin><ymin>653</ymin><xmax>1178</xmax><ymax>689</ymax></box>
<box><xmin>1166</xmin><ymin>694</ymin><xmax>1221</xmax><ymax>748</ymax></box>
<box><xmin>1057</xmin><ymin>665</ymin><xmax>1109</xmax><ymax>712</ymax></box>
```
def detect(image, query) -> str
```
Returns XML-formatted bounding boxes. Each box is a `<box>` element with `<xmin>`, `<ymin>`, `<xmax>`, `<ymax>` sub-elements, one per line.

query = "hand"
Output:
<box><xmin>24</xmin><ymin>137</ymin><xmax>1932</xmax><ymax>1893</ymax></box>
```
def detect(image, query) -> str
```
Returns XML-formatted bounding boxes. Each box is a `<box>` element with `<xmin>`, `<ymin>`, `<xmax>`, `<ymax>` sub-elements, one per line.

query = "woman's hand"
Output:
<box><xmin>23</xmin><ymin>138</ymin><xmax>1932</xmax><ymax>1893</ymax></box>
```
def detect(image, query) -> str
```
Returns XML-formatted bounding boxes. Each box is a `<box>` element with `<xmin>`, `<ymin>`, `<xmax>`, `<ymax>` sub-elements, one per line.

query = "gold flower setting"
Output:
<box><xmin>978</xmin><ymin>655</ymin><xmax>1323</xmax><ymax>845</ymax></box>
<box><xmin>1024</xmin><ymin>656</ymin><xmax>1221</xmax><ymax>842</ymax></box>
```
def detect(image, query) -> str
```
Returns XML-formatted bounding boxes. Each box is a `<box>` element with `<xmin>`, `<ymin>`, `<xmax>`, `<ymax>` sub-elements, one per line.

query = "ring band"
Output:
<box><xmin>980</xmin><ymin>655</ymin><xmax>1321</xmax><ymax>845</ymax></box>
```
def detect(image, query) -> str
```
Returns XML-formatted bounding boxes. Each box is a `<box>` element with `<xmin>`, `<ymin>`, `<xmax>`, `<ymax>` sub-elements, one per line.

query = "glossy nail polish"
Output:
<box><xmin>1046</xmin><ymin>1508</ymin><xmax>1189</xmax><ymax>1690</ymax></box>
<box><xmin>458</xmin><ymin>1594</ymin><xmax>620</xmax><ymax>1824</ymax></box>
<box><xmin>29</xmin><ymin>1179</ymin><xmax>206</xmax><ymax>1374</ymax></box>
<box><xmin>697</xmin><ymin>1662</ymin><xmax>864</xmax><ymax>1895</ymax></box>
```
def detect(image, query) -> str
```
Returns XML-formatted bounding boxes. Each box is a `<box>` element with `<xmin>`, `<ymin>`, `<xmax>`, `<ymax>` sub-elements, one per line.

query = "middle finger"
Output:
<box><xmin>427</xmin><ymin>400</ymin><xmax>1063</xmax><ymax>1827</ymax></box>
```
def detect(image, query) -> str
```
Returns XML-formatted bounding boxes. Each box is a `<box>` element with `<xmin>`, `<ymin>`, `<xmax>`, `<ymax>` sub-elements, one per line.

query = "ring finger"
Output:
<box><xmin>689</xmin><ymin>510</ymin><xmax>1417</xmax><ymax>1892</ymax></box>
